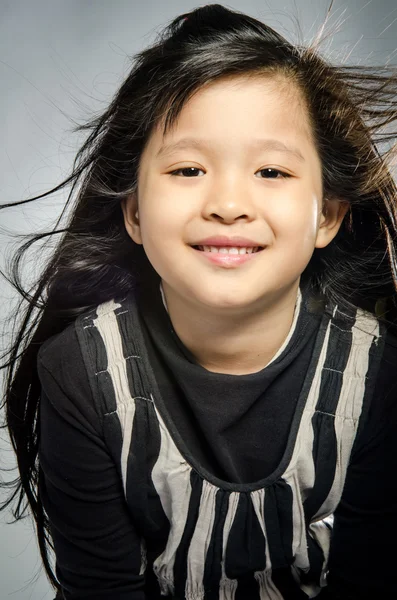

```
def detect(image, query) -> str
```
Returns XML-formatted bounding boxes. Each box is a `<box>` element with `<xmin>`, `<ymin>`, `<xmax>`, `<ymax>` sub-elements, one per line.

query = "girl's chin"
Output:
<box><xmin>190</xmin><ymin>291</ymin><xmax>270</xmax><ymax>314</ymax></box>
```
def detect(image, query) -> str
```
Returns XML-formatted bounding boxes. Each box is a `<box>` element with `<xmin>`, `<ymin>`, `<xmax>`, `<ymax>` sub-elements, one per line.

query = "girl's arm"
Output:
<box><xmin>38</xmin><ymin>325</ymin><xmax>146</xmax><ymax>600</ymax></box>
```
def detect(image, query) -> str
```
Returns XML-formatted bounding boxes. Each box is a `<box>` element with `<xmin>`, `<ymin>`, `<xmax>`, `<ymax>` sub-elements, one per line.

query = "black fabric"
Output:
<box><xmin>263</xmin><ymin>481</ymin><xmax>294</xmax><ymax>570</ymax></box>
<box><xmin>137</xmin><ymin>279</ymin><xmax>322</xmax><ymax>484</ymax></box>
<box><xmin>38</xmin><ymin>281</ymin><xmax>397</xmax><ymax>599</ymax></box>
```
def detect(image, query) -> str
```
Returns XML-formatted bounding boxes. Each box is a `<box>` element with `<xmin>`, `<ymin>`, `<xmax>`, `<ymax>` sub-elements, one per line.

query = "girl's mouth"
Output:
<box><xmin>192</xmin><ymin>245</ymin><xmax>264</xmax><ymax>254</ymax></box>
<box><xmin>190</xmin><ymin>245</ymin><xmax>266</xmax><ymax>267</ymax></box>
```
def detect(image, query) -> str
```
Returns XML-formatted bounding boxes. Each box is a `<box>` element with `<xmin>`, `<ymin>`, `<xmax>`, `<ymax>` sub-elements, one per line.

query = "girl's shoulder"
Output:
<box><xmin>378</xmin><ymin>325</ymin><xmax>397</xmax><ymax>372</ymax></box>
<box><xmin>38</xmin><ymin>294</ymin><xmax>136</xmax><ymax>368</ymax></box>
<box><xmin>383</xmin><ymin>322</ymin><xmax>397</xmax><ymax>348</ymax></box>
<box><xmin>38</xmin><ymin>316</ymin><xmax>84</xmax><ymax>372</ymax></box>
<box><xmin>36</xmin><ymin>296</ymin><xmax>136</xmax><ymax>432</ymax></box>
<box><xmin>37</xmin><ymin>309</ymin><xmax>100</xmax><ymax>432</ymax></box>
<box><xmin>352</xmin><ymin>323</ymin><xmax>397</xmax><ymax>458</ymax></box>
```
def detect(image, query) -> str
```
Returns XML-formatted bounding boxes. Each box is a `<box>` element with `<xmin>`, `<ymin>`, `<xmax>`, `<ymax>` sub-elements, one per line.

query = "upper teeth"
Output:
<box><xmin>198</xmin><ymin>246</ymin><xmax>259</xmax><ymax>254</ymax></box>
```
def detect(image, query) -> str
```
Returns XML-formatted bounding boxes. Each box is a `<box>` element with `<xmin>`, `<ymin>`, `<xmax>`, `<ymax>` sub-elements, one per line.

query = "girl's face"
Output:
<box><xmin>123</xmin><ymin>75</ymin><xmax>347</xmax><ymax>315</ymax></box>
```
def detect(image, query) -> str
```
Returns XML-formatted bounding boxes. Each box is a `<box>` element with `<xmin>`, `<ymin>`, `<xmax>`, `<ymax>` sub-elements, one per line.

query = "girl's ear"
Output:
<box><xmin>315</xmin><ymin>198</ymin><xmax>350</xmax><ymax>249</ymax></box>
<box><xmin>121</xmin><ymin>192</ymin><xmax>143</xmax><ymax>245</ymax></box>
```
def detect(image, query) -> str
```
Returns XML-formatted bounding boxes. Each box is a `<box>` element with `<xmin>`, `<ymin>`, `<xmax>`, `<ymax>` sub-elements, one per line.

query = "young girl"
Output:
<box><xmin>1</xmin><ymin>4</ymin><xmax>397</xmax><ymax>599</ymax></box>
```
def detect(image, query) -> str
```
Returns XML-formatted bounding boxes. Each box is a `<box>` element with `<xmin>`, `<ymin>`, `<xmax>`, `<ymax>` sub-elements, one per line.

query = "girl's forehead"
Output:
<box><xmin>175</xmin><ymin>73</ymin><xmax>306</xmax><ymax>114</ymax></box>
<box><xmin>150</xmin><ymin>75</ymin><xmax>314</xmax><ymax>151</ymax></box>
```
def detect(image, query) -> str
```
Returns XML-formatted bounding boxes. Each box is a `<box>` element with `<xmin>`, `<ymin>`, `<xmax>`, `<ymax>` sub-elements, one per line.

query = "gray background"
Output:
<box><xmin>1</xmin><ymin>1</ymin><xmax>396</xmax><ymax>598</ymax></box>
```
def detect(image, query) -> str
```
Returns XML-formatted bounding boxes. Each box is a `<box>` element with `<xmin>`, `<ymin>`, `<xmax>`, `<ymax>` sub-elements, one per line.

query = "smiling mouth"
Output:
<box><xmin>191</xmin><ymin>245</ymin><xmax>265</xmax><ymax>254</ymax></box>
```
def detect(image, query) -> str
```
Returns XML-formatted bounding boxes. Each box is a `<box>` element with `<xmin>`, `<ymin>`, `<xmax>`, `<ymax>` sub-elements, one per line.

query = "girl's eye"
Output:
<box><xmin>168</xmin><ymin>167</ymin><xmax>291</xmax><ymax>178</ymax></box>
<box><xmin>256</xmin><ymin>168</ymin><xmax>290</xmax><ymax>179</ymax></box>
<box><xmin>169</xmin><ymin>167</ymin><xmax>204</xmax><ymax>177</ymax></box>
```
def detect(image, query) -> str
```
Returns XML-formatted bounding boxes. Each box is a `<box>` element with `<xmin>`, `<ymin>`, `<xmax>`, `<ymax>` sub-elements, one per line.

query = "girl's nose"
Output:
<box><xmin>201</xmin><ymin>179</ymin><xmax>257</xmax><ymax>223</ymax></box>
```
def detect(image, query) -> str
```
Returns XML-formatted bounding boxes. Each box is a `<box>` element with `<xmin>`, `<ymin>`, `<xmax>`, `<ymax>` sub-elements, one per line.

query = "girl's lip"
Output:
<box><xmin>191</xmin><ymin>246</ymin><xmax>265</xmax><ymax>267</ymax></box>
<box><xmin>192</xmin><ymin>236</ymin><xmax>263</xmax><ymax>247</ymax></box>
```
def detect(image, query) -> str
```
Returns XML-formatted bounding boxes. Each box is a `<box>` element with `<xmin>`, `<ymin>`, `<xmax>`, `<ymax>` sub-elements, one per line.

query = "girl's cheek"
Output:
<box><xmin>288</xmin><ymin>194</ymin><xmax>320</xmax><ymax>236</ymax></box>
<box><xmin>270</xmin><ymin>203</ymin><xmax>319</xmax><ymax>245</ymax></box>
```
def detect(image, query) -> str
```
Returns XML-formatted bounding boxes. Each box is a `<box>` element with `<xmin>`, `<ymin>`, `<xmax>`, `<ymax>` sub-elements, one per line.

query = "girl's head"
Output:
<box><xmin>34</xmin><ymin>2</ymin><xmax>395</xmax><ymax>316</ymax></box>
<box><xmin>1</xmin><ymin>5</ymin><xmax>397</xmax><ymax>593</ymax></box>
<box><xmin>121</xmin><ymin>72</ymin><xmax>348</xmax><ymax>315</ymax></box>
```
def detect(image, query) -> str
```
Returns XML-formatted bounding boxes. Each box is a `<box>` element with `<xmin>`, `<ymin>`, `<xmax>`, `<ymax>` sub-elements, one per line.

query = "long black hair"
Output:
<box><xmin>1</xmin><ymin>3</ymin><xmax>397</xmax><ymax>593</ymax></box>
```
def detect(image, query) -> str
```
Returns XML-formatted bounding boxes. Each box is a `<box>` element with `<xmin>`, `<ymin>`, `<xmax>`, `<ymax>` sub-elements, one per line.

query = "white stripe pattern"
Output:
<box><xmin>88</xmin><ymin>295</ymin><xmax>382</xmax><ymax>599</ymax></box>
<box><xmin>185</xmin><ymin>480</ymin><xmax>219</xmax><ymax>600</ymax></box>
<box><xmin>283</xmin><ymin>315</ymin><xmax>333</xmax><ymax>574</ymax></box>
<box><xmin>251</xmin><ymin>489</ymin><xmax>285</xmax><ymax>600</ymax></box>
<box><xmin>93</xmin><ymin>300</ymin><xmax>137</xmax><ymax>497</ymax></box>
<box><xmin>151</xmin><ymin>403</ymin><xmax>193</xmax><ymax>597</ymax></box>
<box><xmin>314</xmin><ymin>308</ymin><xmax>380</xmax><ymax>519</ymax></box>
<box><xmin>220</xmin><ymin>492</ymin><xmax>239</xmax><ymax>600</ymax></box>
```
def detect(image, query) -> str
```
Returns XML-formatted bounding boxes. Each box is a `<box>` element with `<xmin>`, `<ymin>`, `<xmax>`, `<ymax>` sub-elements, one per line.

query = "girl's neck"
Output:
<box><xmin>160</xmin><ymin>281</ymin><xmax>301</xmax><ymax>375</ymax></box>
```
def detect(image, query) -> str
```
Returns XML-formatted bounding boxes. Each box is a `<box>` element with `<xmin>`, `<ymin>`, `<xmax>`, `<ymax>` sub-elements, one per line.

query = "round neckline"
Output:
<box><xmin>132</xmin><ymin>289</ymin><xmax>331</xmax><ymax>493</ymax></box>
<box><xmin>159</xmin><ymin>281</ymin><xmax>303</xmax><ymax>377</ymax></box>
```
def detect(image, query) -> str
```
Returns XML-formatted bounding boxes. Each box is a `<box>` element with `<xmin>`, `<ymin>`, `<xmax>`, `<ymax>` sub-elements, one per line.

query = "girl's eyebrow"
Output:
<box><xmin>156</xmin><ymin>137</ymin><xmax>306</xmax><ymax>162</ymax></box>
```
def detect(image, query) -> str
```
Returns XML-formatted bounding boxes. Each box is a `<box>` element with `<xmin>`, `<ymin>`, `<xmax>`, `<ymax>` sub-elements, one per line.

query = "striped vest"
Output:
<box><xmin>75</xmin><ymin>292</ymin><xmax>384</xmax><ymax>599</ymax></box>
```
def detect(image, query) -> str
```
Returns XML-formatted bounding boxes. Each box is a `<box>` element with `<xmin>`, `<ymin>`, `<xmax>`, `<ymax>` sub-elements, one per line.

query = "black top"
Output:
<box><xmin>38</xmin><ymin>281</ymin><xmax>397</xmax><ymax>599</ymax></box>
<box><xmin>137</xmin><ymin>281</ymin><xmax>321</xmax><ymax>485</ymax></box>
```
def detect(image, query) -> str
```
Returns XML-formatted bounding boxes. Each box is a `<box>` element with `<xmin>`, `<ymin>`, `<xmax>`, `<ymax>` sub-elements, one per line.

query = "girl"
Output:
<box><xmin>1</xmin><ymin>4</ymin><xmax>397</xmax><ymax>599</ymax></box>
